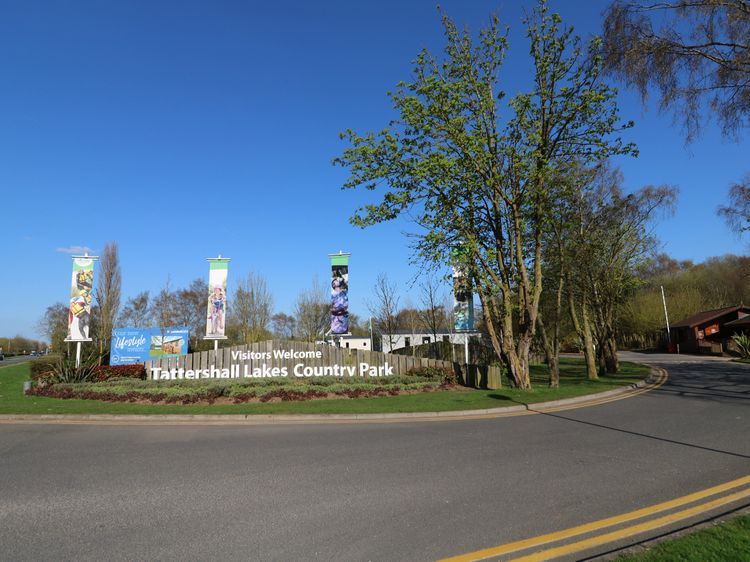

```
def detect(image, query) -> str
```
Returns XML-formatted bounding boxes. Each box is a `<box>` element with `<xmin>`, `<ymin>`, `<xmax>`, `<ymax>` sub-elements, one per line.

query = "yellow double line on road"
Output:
<box><xmin>440</xmin><ymin>474</ymin><xmax>750</xmax><ymax>561</ymax></box>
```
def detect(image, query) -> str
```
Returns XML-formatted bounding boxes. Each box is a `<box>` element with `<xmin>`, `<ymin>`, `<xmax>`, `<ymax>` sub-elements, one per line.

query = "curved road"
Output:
<box><xmin>1</xmin><ymin>353</ymin><xmax>748</xmax><ymax>561</ymax></box>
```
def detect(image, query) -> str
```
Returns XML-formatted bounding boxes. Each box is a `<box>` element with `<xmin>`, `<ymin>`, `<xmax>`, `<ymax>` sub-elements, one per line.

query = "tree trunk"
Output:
<box><xmin>567</xmin><ymin>288</ymin><xmax>598</xmax><ymax>381</ymax></box>
<box><xmin>537</xmin><ymin>314</ymin><xmax>559</xmax><ymax>388</ymax></box>
<box><xmin>603</xmin><ymin>333</ymin><xmax>619</xmax><ymax>373</ymax></box>
<box><xmin>581</xmin><ymin>300</ymin><xmax>599</xmax><ymax>381</ymax></box>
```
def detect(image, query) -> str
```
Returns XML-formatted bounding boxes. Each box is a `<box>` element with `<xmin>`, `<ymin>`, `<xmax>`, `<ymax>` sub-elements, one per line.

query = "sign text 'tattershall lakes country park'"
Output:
<box><xmin>149</xmin><ymin>347</ymin><xmax>395</xmax><ymax>380</ymax></box>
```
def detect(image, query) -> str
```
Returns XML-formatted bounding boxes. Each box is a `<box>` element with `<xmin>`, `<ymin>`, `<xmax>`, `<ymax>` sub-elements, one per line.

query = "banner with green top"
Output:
<box><xmin>330</xmin><ymin>252</ymin><xmax>350</xmax><ymax>335</ymax></box>
<box><xmin>206</xmin><ymin>258</ymin><xmax>230</xmax><ymax>338</ymax></box>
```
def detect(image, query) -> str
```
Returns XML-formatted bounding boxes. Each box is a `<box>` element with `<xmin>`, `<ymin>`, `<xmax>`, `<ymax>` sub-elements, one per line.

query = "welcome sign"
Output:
<box><xmin>149</xmin><ymin>346</ymin><xmax>394</xmax><ymax>380</ymax></box>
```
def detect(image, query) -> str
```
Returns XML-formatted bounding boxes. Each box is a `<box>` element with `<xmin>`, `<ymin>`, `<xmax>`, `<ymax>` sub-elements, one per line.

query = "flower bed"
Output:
<box><xmin>28</xmin><ymin>378</ymin><xmax>454</xmax><ymax>404</ymax></box>
<box><xmin>26</xmin><ymin>368</ymin><xmax>460</xmax><ymax>404</ymax></box>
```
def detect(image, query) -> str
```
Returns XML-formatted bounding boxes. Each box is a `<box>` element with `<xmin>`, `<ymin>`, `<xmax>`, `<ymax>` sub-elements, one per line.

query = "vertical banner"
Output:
<box><xmin>205</xmin><ymin>257</ymin><xmax>230</xmax><ymax>338</ymax></box>
<box><xmin>452</xmin><ymin>247</ymin><xmax>475</xmax><ymax>332</ymax></box>
<box><xmin>67</xmin><ymin>255</ymin><xmax>97</xmax><ymax>341</ymax></box>
<box><xmin>330</xmin><ymin>252</ymin><xmax>350</xmax><ymax>335</ymax></box>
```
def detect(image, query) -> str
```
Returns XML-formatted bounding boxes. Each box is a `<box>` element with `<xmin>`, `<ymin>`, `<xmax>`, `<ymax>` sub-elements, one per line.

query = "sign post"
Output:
<box><xmin>64</xmin><ymin>253</ymin><xmax>99</xmax><ymax>367</ymax></box>
<box><xmin>204</xmin><ymin>256</ymin><xmax>231</xmax><ymax>354</ymax></box>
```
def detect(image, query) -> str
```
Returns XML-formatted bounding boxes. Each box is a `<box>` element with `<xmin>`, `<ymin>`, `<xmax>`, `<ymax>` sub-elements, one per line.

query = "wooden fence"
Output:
<box><xmin>144</xmin><ymin>339</ymin><xmax>502</xmax><ymax>389</ymax></box>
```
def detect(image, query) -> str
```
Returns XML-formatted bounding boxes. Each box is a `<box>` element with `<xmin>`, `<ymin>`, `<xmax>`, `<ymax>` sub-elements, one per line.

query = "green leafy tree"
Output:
<box><xmin>572</xmin><ymin>165</ymin><xmax>677</xmax><ymax>373</ymax></box>
<box><xmin>335</xmin><ymin>2</ymin><xmax>635</xmax><ymax>388</ymax></box>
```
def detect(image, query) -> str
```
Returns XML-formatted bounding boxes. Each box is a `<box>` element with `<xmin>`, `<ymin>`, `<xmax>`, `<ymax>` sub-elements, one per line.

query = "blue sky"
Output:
<box><xmin>1</xmin><ymin>0</ymin><xmax>747</xmax><ymax>341</ymax></box>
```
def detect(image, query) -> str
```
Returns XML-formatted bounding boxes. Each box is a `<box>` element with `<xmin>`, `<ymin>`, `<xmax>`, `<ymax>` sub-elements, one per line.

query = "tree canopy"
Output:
<box><xmin>602</xmin><ymin>0</ymin><xmax>750</xmax><ymax>141</ymax></box>
<box><xmin>335</xmin><ymin>1</ymin><xmax>637</xmax><ymax>387</ymax></box>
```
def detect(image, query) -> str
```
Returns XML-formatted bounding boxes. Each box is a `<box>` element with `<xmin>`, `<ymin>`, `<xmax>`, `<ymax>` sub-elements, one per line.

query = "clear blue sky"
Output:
<box><xmin>1</xmin><ymin>0</ymin><xmax>747</xmax><ymax>341</ymax></box>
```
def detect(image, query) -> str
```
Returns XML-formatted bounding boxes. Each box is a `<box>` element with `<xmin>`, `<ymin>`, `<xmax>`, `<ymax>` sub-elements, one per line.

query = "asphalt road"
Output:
<box><xmin>0</xmin><ymin>354</ymin><xmax>33</xmax><ymax>367</ymax></box>
<box><xmin>1</xmin><ymin>353</ymin><xmax>748</xmax><ymax>561</ymax></box>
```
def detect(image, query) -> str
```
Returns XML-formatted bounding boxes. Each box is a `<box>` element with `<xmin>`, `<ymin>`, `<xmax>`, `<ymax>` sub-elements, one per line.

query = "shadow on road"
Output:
<box><xmin>527</xmin><ymin>409</ymin><xmax>750</xmax><ymax>460</ymax></box>
<box><xmin>649</xmin><ymin>362</ymin><xmax>750</xmax><ymax>405</ymax></box>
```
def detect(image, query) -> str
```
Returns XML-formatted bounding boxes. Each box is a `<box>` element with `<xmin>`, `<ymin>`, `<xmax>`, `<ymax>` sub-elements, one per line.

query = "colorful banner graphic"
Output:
<box><xmin>67</xmin><ymin>257</ymin><xmax>95</xmax><ymax>341</ymax></box>
<box><xmin>110</xmin><ymin>327</ymin><xmax>189</xmax><ymax>365</ymax></box>
<box><xmin>452</xmin><ymin>247</ymin><xmax>475</xmax><ymax>332</ymax></box>
<box><xmin>330</xmin><ymin>253</ymin><xmax>350</xmax><ymax>335</ymax></box>
<box><xmin>205</xmin><ymin>259</ymin><xmax>229</xmax><ymax>338</ymax></box>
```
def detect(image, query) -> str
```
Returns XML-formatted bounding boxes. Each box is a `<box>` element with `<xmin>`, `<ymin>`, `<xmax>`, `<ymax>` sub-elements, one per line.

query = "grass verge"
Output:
<box><xmin>616</xmin><ymin>514</ymin><xmax>750</xmax><ymax>561</ymax></box>
<box><xmin>0</xmin><ymin>358</ymin><xmax>650</xmax><ymax>415</ymax></box>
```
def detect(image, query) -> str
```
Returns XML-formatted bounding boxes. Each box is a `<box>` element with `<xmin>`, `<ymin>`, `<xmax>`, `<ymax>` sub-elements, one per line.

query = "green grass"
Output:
<box><xmin>0</xmin><ymin>358</ymin><xmax>650</xmax><ymax>416</ymax></box>
<box><xmin>616</xmin><ymin>515</ymin><xmax>750</xmax><ymax>561</ymax></box>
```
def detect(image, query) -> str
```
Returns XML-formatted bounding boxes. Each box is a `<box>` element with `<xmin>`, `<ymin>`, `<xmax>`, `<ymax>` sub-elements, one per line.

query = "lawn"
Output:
<box><xmin>0</xmin><ymin>358</ymin><xmax>650</xmax><ymax>415</ymax></box>
<box><xmin>616</xmin><ymin>515</ymin><xmax>750</xmax><ymax>562</ymax></box>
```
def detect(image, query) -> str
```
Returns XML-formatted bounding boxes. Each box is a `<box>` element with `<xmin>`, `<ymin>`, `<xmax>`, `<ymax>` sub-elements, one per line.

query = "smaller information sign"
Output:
<box><xmin>111</xmin><ymin>327</ymin><xmax>189</xmax><ymax>365</ymax></box>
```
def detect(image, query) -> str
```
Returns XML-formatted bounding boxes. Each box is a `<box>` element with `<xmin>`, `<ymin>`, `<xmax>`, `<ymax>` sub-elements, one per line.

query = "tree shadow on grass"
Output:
<box><xmin>485</xmin><ymin>394</ymin><xmax>514</xmax><ymax>401</ymax></box>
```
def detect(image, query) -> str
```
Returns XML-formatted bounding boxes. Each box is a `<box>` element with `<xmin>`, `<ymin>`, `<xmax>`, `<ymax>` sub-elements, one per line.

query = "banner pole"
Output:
<box><xmin>75</xmin><ymin>341</ymin><xmax>82</xmax><ymax>368</ymax></box>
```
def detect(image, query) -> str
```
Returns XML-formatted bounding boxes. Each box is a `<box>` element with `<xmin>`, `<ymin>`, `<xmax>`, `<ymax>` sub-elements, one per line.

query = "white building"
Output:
<box><xmin>380</xmin><ymin>331</ymin><xmax>473</xmax><ymax>354</ymax></box>
<box><xmin>320</xmin><ymin>335</ymin><xmax>372</xmax><ymax>350</ymax></box>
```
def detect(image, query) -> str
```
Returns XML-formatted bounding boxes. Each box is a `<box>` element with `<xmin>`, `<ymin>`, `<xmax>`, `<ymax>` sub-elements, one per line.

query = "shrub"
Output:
<box><xmin>731</xmin><ymin>333</ymin><xmax>750</xmax><ymax>358</ymax></box>
<box><xmin>37</xmin><ymin>350</ymin><xmax>104</xmax><ymax>385</ymax></box>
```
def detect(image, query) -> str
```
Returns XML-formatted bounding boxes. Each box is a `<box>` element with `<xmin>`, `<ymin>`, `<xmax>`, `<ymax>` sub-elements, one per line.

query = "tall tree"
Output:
<box><xmin>174</xmin><ymin>278</ymin><xmax>208</xmax><ymax>349</ymax></box>
<box><xmin>294</xmin><ymin>277</ymin><xmax>329</xmax><ymax>342</ymax></box>
<box><xmin>603</xmin><ymin>0</ymin><xmax>750</xmax><ymax>142</ymax></box>
<box><xmin>119</xmin><ymin>291</ymin><xmax>151</xmax><ymax>328</ymax></box>
<box><xmin>271</xmin><ymin>312</ymin><xmax>296</xmax><ymax>339</ymax></box>
<box><xmin>36</xmin><ymin>302</ymin><xmax>70</xmax><ymax>353</ymax></box>
<box><xmin>419</xmin><ymin>276</ymin><xmax>449</xmax><ymax>341</ymax></box>
<box><xmin>570</xmin><ymin>164</ymin><xmax>677</xmax><ymax>373</ymax></box>
<box><xmin>152</xmin><ymin>278</ymin><xmax>177</xmax><ymax>342</ymax></box>
<box><xmin>602</xmin><ymin>1</ymin><xmax>749</xmax><ymax>236</ymax></box>
<box><xmin>368</xmin><ymin>273</ymin><xmax>401</xmax><ymax>352</ymax></box>
<box><xmin>94</xmin><ymin>241</ymin><xmax>122</xmax><ymax>357</ymax></box>
<box><xmin>335</xmin><ymin>2</ymin><xmax>635</xmax><ymax>387</ymax></box>
<box><xmin>231</xmin><ymin>272</ymin><xmax>274</xmax><ymax>344</ymax></box>
<box><xmin>718</xmin><ymin>173</ymin><xmax>750</xmax><ymax>235</ymax></box>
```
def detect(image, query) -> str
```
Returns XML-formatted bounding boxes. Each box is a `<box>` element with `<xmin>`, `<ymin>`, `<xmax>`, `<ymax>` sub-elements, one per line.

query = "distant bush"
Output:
<box><xmin>30</xmin><ymin>358</ymin><xmax>58</xmax><ymax>380</ymax></box>
<box><xmin>405</xmin><ymin>366</ymin><xmax>458</xmax><ymax>386</ymax></box>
